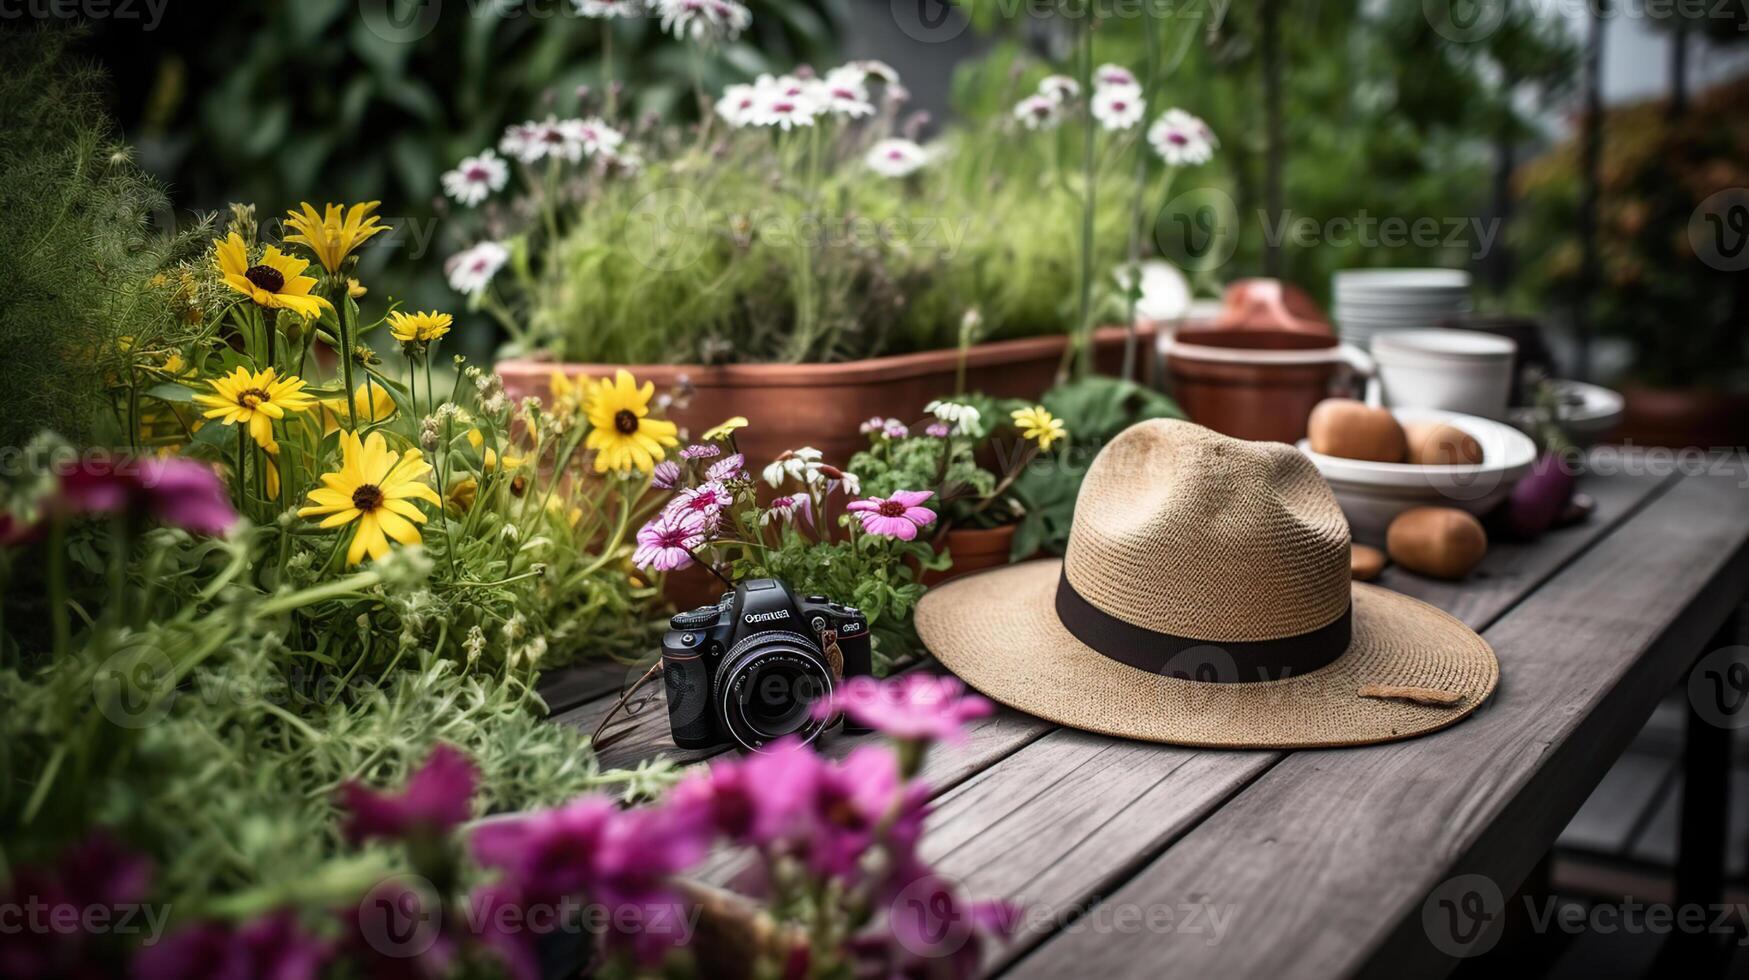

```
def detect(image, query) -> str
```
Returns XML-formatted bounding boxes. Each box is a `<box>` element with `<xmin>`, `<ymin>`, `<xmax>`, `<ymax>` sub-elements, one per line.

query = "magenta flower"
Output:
<box><xmin>0</xmin><ymin>834</ymin><xmax>153</xmax><ymax>979</ymax></box>
<box><xmin>651</xmin><ymin>460</ymin><xmax>681</xmax><ymax>490</ymax></box>
<box><xmin>136</xmin><ymin>911</ymin><xmax>330</xmax><ymax>980</ymax></box>
<box><xmin>925</xmin><ymin>422</ymin><xmax>951</xmax><ymax>438</ymax></box>
<box><xmin>815</xmin><ymin>674</ymin><xmax>994</xmax><ymax>744</ymax></box>
<box><xmin>663</xmin><ymin>480</ymin><xmax>730</xmax><ymax>530</ymax></box>
<box><xmin>863</xmin><ymin>871</ymin><xmax>1020</xmax><ymax>980</ymax></box>
<box><xmin>338</xmin><ymin>743</ymin><xmax>478</xmax><ymax>844</ymax></box>
<box><xmin>707</xmin><ymin>453</ymin><xmax>745</xmax><ymax>482</ymax></box>
<box><xmin>679</xmin><ymin>443</ymin><xmax>721</xmax><ymax>461</ymax></box>
<box><xmin>59</xmin><ymin>457</ymin><xmax>237</xmax><ymax>536</ymax></box>
<box><xmin>883</xmin><ymin>421</ymin><xmax>909</xmax><ymax>439</ymax></box>
<box><xmin>846</xmin><ymin>490</ymin><xmax>936</xmax><ymax>540</ymax></box>
<box><xmin>473</xmin><ymin>796</ymin><xmax>617</xmax><ymax>904</ymax></box>
<box><xmin>633</xmin><ymin>509</ymin><xmax>705</xmax><ymax>572</ymax></box>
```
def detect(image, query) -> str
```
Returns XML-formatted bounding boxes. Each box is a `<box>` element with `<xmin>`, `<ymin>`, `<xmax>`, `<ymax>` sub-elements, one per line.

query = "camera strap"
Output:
<box><xmin>590</xmin><ymin>660</ymin><xmax>665</xmax><ymax>752</ymax></box>
<box><xmin>818</xmin><ymin>628</ymin><xmax>845</xmax><ymax>682</ymax></box>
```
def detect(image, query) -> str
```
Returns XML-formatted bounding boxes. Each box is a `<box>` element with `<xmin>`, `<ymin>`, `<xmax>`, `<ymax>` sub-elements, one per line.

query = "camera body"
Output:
<box><xmin>662</xmin><ymin>578</ymin><xmax>871</xmax><ymax>752</ymax></box>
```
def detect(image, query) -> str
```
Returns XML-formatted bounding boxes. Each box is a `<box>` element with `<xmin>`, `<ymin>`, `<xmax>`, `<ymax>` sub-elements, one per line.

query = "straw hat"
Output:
<box><xmin>915</xmin><ymin>419</ymin><xmax>1498</xmax><ymax>749</ymax></box>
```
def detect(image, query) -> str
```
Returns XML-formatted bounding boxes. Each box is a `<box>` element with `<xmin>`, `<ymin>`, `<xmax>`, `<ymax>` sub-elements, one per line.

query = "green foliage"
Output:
<box><xmin>0</xmin><ymin>30</ymin><xmax>207</xmax><ymax>451</ymax></box>
<box><xmin>850</xmin><ymin>430</ymin><xmax>998</xmax><ymax>528</ymax></box>
<box><xmin>1009</xmin><ymin>376</ymin><xmax>1182</xmax><ymax>559</ymax></box>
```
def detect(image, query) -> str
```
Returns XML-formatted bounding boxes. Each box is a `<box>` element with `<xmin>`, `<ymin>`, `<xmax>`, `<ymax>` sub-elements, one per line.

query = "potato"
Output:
<box><xmin>1307</xmin><ymin>399</ymin><xmax>1407</xmax><ymax>463</ymax></box>
<box><xmin>1386</xmin><ymin>507</ymin><xmax>1488</xmax><ymax>580</ymax></box>
<box><xmin>1403</xmin><ymin>421</ymin><xmax>1484</xmax><ymax>466</ymax></box>
<box><xmin>1350</xmin><ymin>544</ymin><xmax>1386</xmax><ymax>582</ymax></box>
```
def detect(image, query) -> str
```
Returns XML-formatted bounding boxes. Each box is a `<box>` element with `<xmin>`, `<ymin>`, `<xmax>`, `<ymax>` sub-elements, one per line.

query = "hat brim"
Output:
<box><xmin>915</xmin><ymin>559</ymin><xmax>1499</xmax><ymax>749</ymax></box>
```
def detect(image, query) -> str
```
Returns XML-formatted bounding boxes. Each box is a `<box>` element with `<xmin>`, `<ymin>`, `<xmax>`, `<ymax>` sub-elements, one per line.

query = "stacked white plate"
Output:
<box><xmin>1333</xmin><ymin>269</ymin><xmax>1474</xmax><ymax>350</ymax></box>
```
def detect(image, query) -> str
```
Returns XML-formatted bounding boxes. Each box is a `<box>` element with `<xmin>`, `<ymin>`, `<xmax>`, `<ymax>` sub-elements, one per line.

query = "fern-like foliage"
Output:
<box><xmin>0</xmin><ymin>29</ymin><xmax>206</xmax><ymax>450</ymax></box>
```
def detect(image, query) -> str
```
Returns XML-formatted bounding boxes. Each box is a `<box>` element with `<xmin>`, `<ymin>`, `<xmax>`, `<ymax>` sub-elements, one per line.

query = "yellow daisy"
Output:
<box><xmin>549</xmin><ymin>371</ymin><xmax>589</xmax><ymax>418</ymax></box>
<box><xmin>466</xmin><ymin>428</ymin><xmax>528</xmax><ymax>472</ymax></box>
<box><xmin>320</xmin><ymin>382</ymin><xmax>398</xmax><ymax>436</ymax></box>
<box><xmin>194</xmin><ymin>366</ymin><xmax>318</xmax><ymax>449</ymax></box>
<box><xmin>214</xmin><ymin>233</ymin><xmax>332</xmax><ymax>321</ymax></box>
<box><xmin>298</xmin><ymin>430</ymin><xmax>442</xmax><ymax>566</ymax></box>
<box><xmin>1011</xmin><ymin>405</ymin><xmax>1068</xmax><ymax>452</ymax></box>
<box><xmin>584</xmin><ymin>370</ymin><xmax>679</xmax><ymax>474</ymax></box>
<box><xmin>702</xmin><ymin>416</ymin><xmax>749</xmax><ymax>442</ymax></box>
<box><xmin>284</xmin><ymin>202</ymin><xmax>389</xmax><ymax>274</ymax></box>
<box><xmin>387</xmin><ymin>310</ymin><xmax>453</xmax><ymax>345</ymax></box>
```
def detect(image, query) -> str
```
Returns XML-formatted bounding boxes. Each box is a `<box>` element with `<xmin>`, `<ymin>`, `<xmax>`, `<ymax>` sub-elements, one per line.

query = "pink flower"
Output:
<box><xmin>664</xmin><ymin>481</ymin><xmax>730</xmax><ymax>529</ymax></box>
<box><xmin>814</xmin><ymin>674</ymin><xmax>994</xmax><ymax>745</ymax></box>
<box><xmin>846</xmin><ymin>490</ymin><xmax>936</xmax><ymax>540</ymax></box>
<box><xmin>59</xmin><ymin>457</ymin><xmax>237</xmax><ymax>536</ymax></box>
<box><xmin>0</xmin><ymin>834</ymin><xmax>153</xmax><ymax>978</ymax></box>
<box><xmin>633</xmin><ymin>509</ymin><xmax>704</xmax><ymax>572</ymax></box>
<box><xmin>925</xmin><ymin>422</ymin><xmax>952</xmax><ymax>438</ymax></box>
<box><xmin>679</xmin><ymin>443</ymin><xmax>720</xmax><ymax>461</ymax></box>
<box><xmin>883</xmin><ymin>421</ymin><xmax>909</xmax><ymax>439</ymax></box>
<box><xmin>651</xmin><ymin>460</ymin><xmax>681</xmax><ymax>490</ymax></box>
<box><xmin>761</xmin><ymin>494</ymin><xmax>813</xmax><ymax>528</ymax></box>
<box><xmin>707</xmin><ymin>453</ymin><xmax>745</xmax><ymax>482</ymax></box>
<box><xmin>337</xmin><ymin>743</ymin><xmax>478</xmax><ymax>844</ymax></box>
<box><xmin>136</xmin><ymin>911</ymin><xmax>330</xmax><ymax>980</ymax></box>
<box><xmin>862</xmin><ymin>871</ymin><xmax>1020</xmax><ymax>980</ymax></box>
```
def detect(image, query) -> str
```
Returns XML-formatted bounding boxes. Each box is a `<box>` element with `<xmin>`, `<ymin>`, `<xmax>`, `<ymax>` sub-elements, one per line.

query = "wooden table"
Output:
<box><xmin>538</xmin><ymin>459</ymin><xmax>1749</xmax><ymax>978</ymax></box>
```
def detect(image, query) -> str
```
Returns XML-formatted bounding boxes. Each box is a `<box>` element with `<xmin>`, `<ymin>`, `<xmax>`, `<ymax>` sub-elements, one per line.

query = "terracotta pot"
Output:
<box><xmin>1164</xmin><ymin>328</ymin><xmax>1371</xmax><ymax>444</ymax></box>
<box><xmin>496</xmin><ymin>326</ymin><xmax>1155</xmax><ymax>469</ymax></box>
<box><xmin>922</xmin><ymin>523</ymin><xmax>1019</xmax><ymax>586</ymax></box>
<box><xmin>1214</xmin><ymin>278</ymin><xmax>1333</xmax><ymax>336</ymax></box>
<box><xmin>1617</xmin><ymin>385</ymin><xmax>1749</xmax><ymax>449</ymax></box>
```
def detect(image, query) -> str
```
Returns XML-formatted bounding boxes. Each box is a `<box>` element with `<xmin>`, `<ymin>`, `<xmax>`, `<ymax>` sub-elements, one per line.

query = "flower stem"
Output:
<box><xmin>334</xmin><ymin>283</ymin><xmax>358</xmax><ymax>430</ymax></box>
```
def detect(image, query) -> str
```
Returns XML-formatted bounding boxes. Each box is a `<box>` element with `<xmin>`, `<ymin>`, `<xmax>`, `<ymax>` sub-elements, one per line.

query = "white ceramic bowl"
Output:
<box><xmin>1509</xmin><ymin>380</ymin><xmax>1625</xmax><ymax>448</ymax></box>
<box><xmin>1297</xmin><ymin>408</ymin><xmax>1538</xmax><ymax>543</ymax></box>
<box><xmin>1371</xmin><ymin>329</ymin><xmax>1517</xmax><ymax>420</ymax></box>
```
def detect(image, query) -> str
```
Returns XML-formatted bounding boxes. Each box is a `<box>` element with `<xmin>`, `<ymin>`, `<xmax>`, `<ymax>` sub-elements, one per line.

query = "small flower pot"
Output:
<box><xmin>1163</xmin><ymin>327</ymin><xmax>1370</xmax><ymax>445</ymax></box>
<box><xmin>922</xmin><ymin>523</ymin><xmax>1020</xmax><ymax>586</ymax></box>
<box><xmin>496</xmin><ymin>325</ymin><xmax>1155</xmax><ymax>470</ymax></box>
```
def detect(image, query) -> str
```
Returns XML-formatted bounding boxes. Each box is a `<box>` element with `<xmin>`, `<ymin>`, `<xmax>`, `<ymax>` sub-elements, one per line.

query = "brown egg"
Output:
<box><xmin>1307</xmin><ymin>399</ymin><xmax>1408</xmax><ymax>463</ymax></box>
<box><xmin>1403</xmin><ymin>421</ymin><xmax>1485</xmax><ymax>466</ymax></box>
<box><xmin>1386</xmin><ymin>507</ymin><xmax>1488</xmax><ymax>580</ymax></box>
<box><xmin>1350</xmin><ymin>544</ymin><xmax>1386</xmax><ymax>582</ymax></box>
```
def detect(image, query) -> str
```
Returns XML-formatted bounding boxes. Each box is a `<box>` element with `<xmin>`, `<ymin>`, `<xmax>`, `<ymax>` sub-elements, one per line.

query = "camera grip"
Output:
<box><xmin>662</xmin><ymin>650</ymin><xmax>717</xmax><ymax>749</ymax></box>
<box><xmin>835</xmin><ymin>629</ymin><xmax>874</xmax><ymax>735</ymax></box>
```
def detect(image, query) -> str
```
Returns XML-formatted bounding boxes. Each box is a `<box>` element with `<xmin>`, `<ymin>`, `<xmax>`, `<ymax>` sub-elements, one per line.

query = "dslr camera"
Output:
<box><xmin>662</xmin><ymin>578</ymin><xmax>871</xmax><ymax>752</ymax></box>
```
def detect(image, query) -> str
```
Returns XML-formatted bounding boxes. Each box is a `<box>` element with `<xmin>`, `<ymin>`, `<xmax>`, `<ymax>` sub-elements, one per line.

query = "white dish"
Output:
<box><xmin>1371</xmin><ymin>329</ymin><xmax>1517</xmax><ymax>419</ymax></box>
<box><xmin>1298</xmin><ymin>408</ymin><xmax>1538</xmax><ymax>542</ymax></box>
<box><xmin>1510</xmin><ymin>379</ymin><xmax>1625</xmax><ymax>448</ymax></box>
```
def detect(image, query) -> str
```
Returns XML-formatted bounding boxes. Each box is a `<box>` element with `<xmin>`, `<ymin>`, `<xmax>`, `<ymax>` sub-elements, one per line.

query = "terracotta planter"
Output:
<box><xmin>922</xmin><ymin>523</ymin><xmax>1020</xmax><ymax>587</ymax></box>
<box><xmin>1163</xmin><ymin>328</ymin><xmax>1369</xmax><ymax>445</ymax></box>
<box><xmin>1617</xmin><ymin>385</ymin><xmax>1749</xmax><ymax>449</ymax></box>
<box><xmin>497</xmin><ymin>326</ymin><xmax>1155</xmax><ymax>469</ymax></box>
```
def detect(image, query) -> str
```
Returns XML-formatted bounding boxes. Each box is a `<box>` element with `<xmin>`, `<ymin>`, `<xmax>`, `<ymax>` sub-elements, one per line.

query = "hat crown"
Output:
<box><xmin>1063</xmin><ymin>419</ymin><xmax>1351</xmax><ymax>643</ymax></box>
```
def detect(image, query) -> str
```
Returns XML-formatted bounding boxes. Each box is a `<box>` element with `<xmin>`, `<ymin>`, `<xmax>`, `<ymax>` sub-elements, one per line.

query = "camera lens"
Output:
<box><xmin>715</xmin><ymin>631</ymin><xmax>833</xmax><ymax>752</ymax></box>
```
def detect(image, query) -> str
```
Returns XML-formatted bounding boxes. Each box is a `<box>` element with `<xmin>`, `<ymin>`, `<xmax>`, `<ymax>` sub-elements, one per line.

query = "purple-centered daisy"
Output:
<box><xmin>814</xmin><ymin>674</ymin><xmax>994</xmax><ymax>744</ymax></box>
<box><xmin>707</xmin><ymin>453</ymin><xmax>745</xmax><ymax>482</ymax></box>
<box><xmin>846</xmin><ymin>490</ymin><xmax>936</xmax><ymax>540</ymax></box>
<box><xmin>664</xmin><ymin>481</ymin><xmax>730</xmax><ymax>530</ymax></box>
<box><xmin>761</xmin><ymin>494</ymin><xmax>812</xmax><ymax>528</ymax></box>
<box><xmin>634</xmin><ymin>509</ymin><xmax>705</xmax><ymax>572</ymax></box>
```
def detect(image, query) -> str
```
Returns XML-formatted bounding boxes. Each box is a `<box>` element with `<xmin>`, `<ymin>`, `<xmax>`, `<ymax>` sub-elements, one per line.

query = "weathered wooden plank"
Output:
<box><xmin>1006</xmin><ymin>470</ymin><xmax>1749</xmax><ymax>980</ymax></box>
<box><xmin>535</xmin><ymin>661</ymin><xmax>626</xmax><ymax>715</ymax></box>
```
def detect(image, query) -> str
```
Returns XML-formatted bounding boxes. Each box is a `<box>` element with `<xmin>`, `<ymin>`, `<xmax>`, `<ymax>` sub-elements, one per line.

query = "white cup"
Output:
<box><xmin>1368</xmin><ymin>329</ymin><xmax>1517</xmax><ymax>420</ymax></box>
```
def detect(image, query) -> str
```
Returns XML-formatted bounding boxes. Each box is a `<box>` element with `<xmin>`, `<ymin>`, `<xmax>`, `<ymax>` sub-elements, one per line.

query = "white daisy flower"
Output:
<box><xmin>654</xmin><ymin>0</ymin><xmax>751</xmax><ymax>43</ymax></box>
<box><xmin>573</xmin><ymin>0</ymin><xmax>643</xmax><ymax>15</ymax></box>
<box><xmin>565</xmin><ymin>117</ymin><xmax>625</xmax><ymax>158</ymax></box>
<box><xmin>1148</xmin><ymin>108</ymin><xmax>1218</xmax><ymax>166</ymax></box>
<box><xmin>1013</xmin><ymin>94</ymin><xmax>1061</xmax><ymax>131</ymax></box>
<box><xmin>815</xmin><ymin>66</ymin><xmax>875</xmax><ymax>118</ymax></box>
<box><xmin>502</xmin><ymin>116</ymin><xmax>583</xmax><ymax>163</ymax></box>
<box><xmin>865</xmin><ymin>138</ymin><xmax>928</xmax><ymax>178</ymax></box>
<box><xmin>446</xmin><ymin>241</ymin><xmax>510</xmax><ymax>297</ymax></box>
<box><xmin>1038</xmin><ymin>74</ymin><xmax>1080</xmax><ymax>103</ymax></box>
<box><xmin>1091</xmin><ymin>84</ymin><xmax>1145</xmax><ymax>131</ymax></box>
<box><xmin>715</xmin><ymin>83</ymin><xmax>761</xmax><ymax>128</ymax></box>
<box><xmin>1094</xmin><ymin>63</ymin><xmax>1137</xmax><ymax>89</ymax></box>
<box><xmin>926</xmin><ymin>400</ymin><xmax>984</xmax><ymax>438</ymax></box>
<box><xmin>441</xmin><ymin>149</ymin><xmax>509</xmax><ymax>207</ymax></box>
<box><xmin>749</xmin><ymin>75</ymin><xmax>823</xmax><ymax>130</ymax></box>
<box><xmin>763</xmin><ymin>447</ymin><xmax>823</xmax><ymax>487</ymax></box>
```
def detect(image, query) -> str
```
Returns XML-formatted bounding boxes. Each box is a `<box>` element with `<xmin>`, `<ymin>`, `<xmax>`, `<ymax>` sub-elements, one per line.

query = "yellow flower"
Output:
<box><xmin>466</xmin><ymin>428</ymin><xmax>527</xmax><ymax>472</ymax></box>
<box><xmin>347</xmin><ymin>278</ymin><xmax>368</xmax><ymax>300</ymax></box>
<box><xmin>320</xmin><ymin>382</ymin><xmax>398</xmax><ymax>435</ymax></box>
<box><xmin>584</xmin><ymin>370</ymin><xmax>679</xmax><ymax>474</ymax></box>
<box><xmin>194</xmin><ymin>366</ymin><xmax>318</xmax><ymax>449</ymax></box>
<box><xmin>263</xmin><ymin>443</ymin><xmax>281</xmax><ymax>500</ymax></box>
<box><xmin>549</xmin><ymin>371</ymin><xmax>588</xmax><ymax>417</ymax></box>
<box><xmin>299</xmin><ymin>430</ymin><xmax>442</xmax><ymax>566</ymax></box>
<box><xmin>284</xmin><ymin>202</ymin><xmax>389</xmax><ymax>274</ymax></box>
<box><xmin>445</xmin><ymin>477</ymin><xmax>479</xmax><ymax>515</ymax></box>
<box><xmin>214</xmin><ymin>233</ymin><xmax>332</xmax><ymax>321</ymax></box>
<box><xmin>702</xmin><ymin>416</ymin><xmax>749</xmax><ymax>442</ymax></box>
<box><xmin>387</xmin><ymin>310</ymin><xmax>453</xmax><ymax>345</ymax></box>
<box><xmin>1011</xmin><ymin>405</ymin><xmax>1067</xmax><ymax>452</ymax></box>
